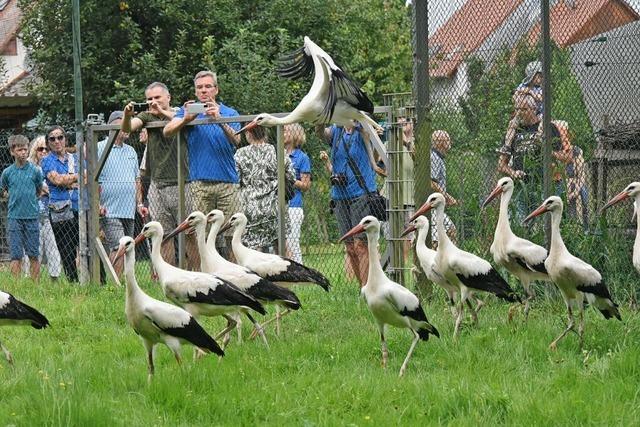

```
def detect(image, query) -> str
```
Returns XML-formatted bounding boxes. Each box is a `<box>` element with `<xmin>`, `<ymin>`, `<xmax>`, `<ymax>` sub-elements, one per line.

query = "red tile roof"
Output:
<box><xmin>0</xmin><ymin>0</ymin><xmax>20</xmax><ymax>53</ymax></box>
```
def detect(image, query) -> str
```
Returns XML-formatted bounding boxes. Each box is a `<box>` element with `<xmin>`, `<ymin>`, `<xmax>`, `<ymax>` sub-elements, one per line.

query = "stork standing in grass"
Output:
<box><xmin>410</xmin><ymin>193</ymin><xmax>521</xmax><ymax>338</ymax></box>
<box><xmin>340</xmin><ymin>216</ymin><xmax>439</xmax><ymax>376</ymax></box>
<box><xmin>402</xmin><ymin>216</ymin><xmax>484</xmax><ymax>319</ymax></box>
<box><xmin>135</xmin><ymin>222</ymin><xmax>266</xmax><ymax>351</ymax></box>
<box><xmin>221</xmin><ymin>212</ymin><xmax>330</xmax><ymax>334</ymax></box>
<box><xmin>235</xmin><ymin>36</ymin><xmax>387</xmax><ymax>167</ymax></box>
<box><xmin>482</xmin><ymin>177</ymin><xmax>549</xmax><ymax>319</ymax></box>
<box><xmin>115</xmin><ymin>237</ymin><xmax>224</xmax><ymax>380</ymax></box>
<box><xmin>524</xmin><ymin>196</ymin><xmax>621</xmax><ymax>350</ymax></box>
<box><xmin>0</xmin><ymin>290</ymin><xmax>49</xmax><ymax>365</ymax></box>
<box><xmin>165</xmin><ymin>211</ymin><xmax>300</xmax><ymax>344</ymax></box>
<box><xmin>602</xmin><ymin>182</ymin><xmax>640</xmax><ymax>275</ymax></box>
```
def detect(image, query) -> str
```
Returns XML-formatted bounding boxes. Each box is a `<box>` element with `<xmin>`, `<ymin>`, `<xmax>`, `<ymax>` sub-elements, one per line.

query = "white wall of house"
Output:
<box><xmin>431</xmin><ymin>62</ymin><xmax>470</xmax><ymax>109</ymax></box>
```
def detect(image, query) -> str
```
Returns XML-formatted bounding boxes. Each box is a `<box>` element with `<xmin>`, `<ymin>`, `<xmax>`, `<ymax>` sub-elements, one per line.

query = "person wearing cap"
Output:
<box><xmin>515</xmin><ymin>61</ymin><xmax>543</xmax><ymax>118</ymax></box>
<box><xmin>97</xmin><ymin>111</ymin><xmax>144</xmax><ymax>276</ymax></box>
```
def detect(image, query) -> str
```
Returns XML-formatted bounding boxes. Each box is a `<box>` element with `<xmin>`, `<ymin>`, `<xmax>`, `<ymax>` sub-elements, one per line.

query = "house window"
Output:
<box><xmin>1</xmin><ymin>36</ymin><xmax>17</xmax><ymax>56</ymax></box>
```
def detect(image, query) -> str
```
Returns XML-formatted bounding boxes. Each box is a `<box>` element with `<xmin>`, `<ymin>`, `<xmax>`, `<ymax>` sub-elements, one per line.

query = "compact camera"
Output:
<box><xmin>132</xmin><ymin>102</ymin><xmax>148</xmax><ymax>113</ymax></box>
<box><xmin>186</xmin><ymin>102</ymin><xmax>208</xmax><ymax>114</ymax></box>
<box><xmin>330</xmin><ymin>174</ymin><xmax>347</xmax><ymax>187</ymax></box>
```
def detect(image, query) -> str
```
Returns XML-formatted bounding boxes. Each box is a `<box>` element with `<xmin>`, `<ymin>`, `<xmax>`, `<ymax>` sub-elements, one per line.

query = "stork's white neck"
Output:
<box><xmin>231</xmin><ymin>223</ymin><xmax>251</xmax><ymax>263</ymax></box>
<box><xmin>496</xmin><ymin>189</ymin><xmax>515</xmax><ymax>239</ymax></box>
<box><xmin>123</xmin><ymin>251</ymin><xmax>143</xmax><ymax>300</ymax></box>
<box><xmin>149</xmin><ymin>233</ymin><xmax>171</xmax><ymax>279</ymax></box>
<box><xmin>415</xmin><ymin>225</ymin><xmax>428</xmax><ymax>253</ymax></box>
<box><xmin>365</xmin><ymin>229</ymin><xmax>386</xmax><ymax>287</ymax></box>
<box><xmin>549</xmin><ymin>208</ymin><xmax>567</xmax><ymax>257</ymax></box>
<box><xmin>205</xmin><ymin>221</ymin><xmax>226</xmax><ymax>265</ymax></box>
<box><xmin>194</xmin><ymin>222</ymin><xmax>215</xmax><ymax>272</ymax></box>
<box><xmin>434</xmin><ymin>204</ymin><xmax>452</xmax><ymax>250</ymax></box>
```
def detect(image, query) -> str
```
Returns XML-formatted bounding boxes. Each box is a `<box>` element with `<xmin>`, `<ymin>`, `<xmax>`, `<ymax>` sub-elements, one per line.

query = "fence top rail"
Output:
<box><xmin>86</xmin><ymin>106</ymin><xmax>392</xmax><ymax>131</ymax></box>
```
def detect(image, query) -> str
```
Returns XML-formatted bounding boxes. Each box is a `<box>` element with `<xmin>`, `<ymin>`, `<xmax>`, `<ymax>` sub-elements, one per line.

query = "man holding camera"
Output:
<box><xmin>318</xmin><ymin>122</ymin><xmax>378</xmax><ymax>287</ymax></box>
<box><xmin>164</xmin><ymin>70</ymin><xmax>241</xmax><ymax>258</ymax></box>
<box><xmin>122</xmin><ymin>81</ymin><xmax>198</xmax><ymax>269</ymax></box>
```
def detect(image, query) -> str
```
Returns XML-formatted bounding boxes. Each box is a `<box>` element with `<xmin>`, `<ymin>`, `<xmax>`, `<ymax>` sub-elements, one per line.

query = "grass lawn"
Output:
<box><xmin>1</xmin><ymin>270</ymin><xmax>639</xmax><ymax>426</ymax></box>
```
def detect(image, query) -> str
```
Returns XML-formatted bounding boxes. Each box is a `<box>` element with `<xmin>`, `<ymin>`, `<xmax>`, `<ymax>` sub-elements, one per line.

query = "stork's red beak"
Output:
<box><xmin>235</xmin><ymin>120</ymin><xmax>258</xmax><ymax>135</ymax></box>
<box><xmin>523</xmin><ymin>203</ymin><xmax>548</xmax><ymax>223</ymax></box>
<box><xmin>339</xmin><ymin>223</ymin><xmax>366</xmax><ymax>242</ymax></box>
<box><xmin>163</xmin><ymin>220</ymin><xmax>191</xmax><ymax>243</ymax></box>
<box><xmin>482</xmin><ymin>185</ymin><xmax>503</xmax><ymax>209</ymax></box>
<box><xmin>133</xmin><ymin>233</ymin><xmax>146</xmax><ymax>246</ymax></box>
<box><xmin>602</xmin><ymin>191</ymin><xmax>629</xmax><ymax>211</ymax></box>
<box><xmin>409</xmin><ymin>201</ymin><xmax>433</xmax><ymax>222</ymax></box>
<box><xmin>113</xmin><ymin>245</ymin><xmax>126</xmax><ymax>263</ymax></box>
<box><xmin>400</xmin><ymin>224</ymin><xmax>417</xmax><ymax>237</ymax></box>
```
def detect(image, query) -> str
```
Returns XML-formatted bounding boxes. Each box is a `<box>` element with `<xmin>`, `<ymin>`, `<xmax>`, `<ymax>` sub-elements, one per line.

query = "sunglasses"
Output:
<box><xmin>37</xmin><ymin>147</ymin><xmax>49</xmax><ymax>153</ymax></box>
<box><xmin>48</xmin><ymin>135</ymin><xmax>65</xmax><ymax>142</ymax></box>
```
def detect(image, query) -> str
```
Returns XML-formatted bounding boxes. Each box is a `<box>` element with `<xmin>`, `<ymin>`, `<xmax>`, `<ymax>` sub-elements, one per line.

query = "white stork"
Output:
<box><xmin>235</xmin><ymin>36</ymin><xmax>387</xmax><ymax>167</ymax></box>
<box><xmin>114</xmin><ymin>236</ymin><xmax>224</xmax><ymax>380</ymax></box>
<box><xmin>340</xmin><ymin>216</ymin><xmax>439</xmax><ymax>376</ymax></box>
<box><xmin>524</xmin><ymin>196</ymin><xmax>621</xmax><ymax>350</ymax></box>
<box><xmin>135</xmin><ymin>221</ymin><xmax>267</xmax><ymax>350</ymax></box>
<box><xmin>0</xmin><ymin>290</ymin><xmax>49</xmax><ymax>364</ymax></box>
<box><xmin>221</xmin><ymin>212</ymin><xmax>330</xmax><ymax>333</ymax></box>
<box><xmin>602</xmin><ymin>182</ymin><xmax>640</xmax><ymax>275</ymax></box>
<box><xmin>165</xmin><ymin>211</ymin><xmax>300</xmax><ymax>342</ymax></box>
<box><xmin>410</xmin><ymin>193</ymin><xmax>521</xmax><ymax>338</ymax></box>
<box><xmin>401</xmin><ymin>216</ymin><xmax>484</xmax><ymax>320</ymax></box>
<box><xmin>482</xmin><ymin>177</ymin><xmax>550</xmax><ymax>319</ymax></box>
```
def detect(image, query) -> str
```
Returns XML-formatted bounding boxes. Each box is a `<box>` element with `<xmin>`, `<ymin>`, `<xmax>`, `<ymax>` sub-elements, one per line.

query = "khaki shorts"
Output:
<box><xmin>189</xmin><ymin>181</ymin><xmax>241</xmax><ymax>237</ymax></box>
<box><xmin>148</xmin><ymin>181</ymin><xmax>195</xmax><ymax>233</ymax></box>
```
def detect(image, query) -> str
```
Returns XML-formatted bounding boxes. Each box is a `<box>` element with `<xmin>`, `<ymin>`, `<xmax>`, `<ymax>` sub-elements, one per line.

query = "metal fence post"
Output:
<box><xmin>86</xmin><ymin>127</ymin><xmax>101</xmax><ymax>282</ymax></box>
<box><xmin>78</xmin><ymin>126</ymin><xmax>89</xmax><ymax>284</ymax></box>
<box><xmin>177</xmin><ymin>131</ymin><xmax>185</xmax><ymax>268</ymax></box>
<box><xmin>276</xmin><ymin>125</ymin><xmax>286</xmax><ymax>256</ymax></box>
<box><xmin>541</xmin><ymin>0</ymin><xmax>553</xmax><ymax>245</ymax></box>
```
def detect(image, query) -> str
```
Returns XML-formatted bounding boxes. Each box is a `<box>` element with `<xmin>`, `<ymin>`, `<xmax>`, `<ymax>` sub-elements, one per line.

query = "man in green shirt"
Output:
<box><xmin>122</xmin><ymin>81</ymin><xmax>197</xmax><ymax>269</ymax></box>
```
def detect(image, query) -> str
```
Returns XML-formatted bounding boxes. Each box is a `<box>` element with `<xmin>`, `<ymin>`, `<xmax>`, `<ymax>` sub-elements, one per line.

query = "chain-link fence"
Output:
<box><xmin>415</xmin><ymin>0</ymin><xmax>640</xmax><ymax>300</ymax></box>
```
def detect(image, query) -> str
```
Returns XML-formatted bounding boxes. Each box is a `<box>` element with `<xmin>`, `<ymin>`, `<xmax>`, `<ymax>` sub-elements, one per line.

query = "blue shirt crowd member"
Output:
<box><xmin>41</xmin><ymin>151</ymin><xmax>79</xmax><ymax>211</ymax></box>
<box><xmin>97</xmin><ymin>138</ymin><xmax>140</xmax><ymax>219</ymax></box>
<box><xmin>329</xmin><ymin>124</ymin><xmax>376</xmax><ymax>201</ymax></box>
<box><xmin>1</xmin><ymin>161</ymin><xmax>43</xmax><ymax>219</ymax></box>
<box><xmin>288</xmin><ymin>147</ymin><xmax>311</xmax><ymax>208</ymax></box>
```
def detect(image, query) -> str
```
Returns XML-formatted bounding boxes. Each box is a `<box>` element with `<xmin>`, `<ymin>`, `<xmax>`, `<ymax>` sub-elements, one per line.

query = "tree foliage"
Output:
<box><xmin>19</xmin><ymin>0</ymin><xmax>412</xmax><ymax>121</ymax></box>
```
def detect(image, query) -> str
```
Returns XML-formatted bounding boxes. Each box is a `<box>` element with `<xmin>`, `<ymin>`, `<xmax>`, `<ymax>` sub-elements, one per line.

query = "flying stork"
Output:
<box><xmin>401</xmin><ymin>215</ymin><xmax>484</xmax><ymax>320</ymax></box>
<box><xmin>482</xmin><ymin>177</ymin><xmax>550</xmax><ymax>319</ymax></box>
<box><xmin>340</xmin><ymin>216</ymin><xmax>439</xmax><ymax>376</ymax></box>
<box><xmin>602</xmin><ymin>182</ymin><xmax>640</xmax><ymax>275</ymax></box>
<box><xmin>0</xmin><ymin>290</ymin><xmax>49</xmax><ymax>365</ymax></box>
<box><xmin>524</xmin><ymin>196</ymin><xmax>621</xmax><ymax>350</ymax></box>
<box><xmin>114</xmin><ymin>236</ymin><xmax>224</xmax><ymax>380</ymax></box>
<box><xmin>235</xmin><ymin>36</ymin><xmax>388</xmax><ymax>167</ymax></box>
<box><xmin>165</xmin><ymin>211</ymin><xmax>300</xmax><ymax>343</ymax></box>
<box><xmin>220</xmin><ymin>212</ymin><xmax>330</xmax><ymax>334</ymax></box>
<box><xmin>134</xmin><ymin>221</ymin><xmax>266</xmax><ymax>353</ymax></box>
<box><xmin>410</xmin><ymin>193</ymin><xmax>521</xmax><ymax>338</ymax></box>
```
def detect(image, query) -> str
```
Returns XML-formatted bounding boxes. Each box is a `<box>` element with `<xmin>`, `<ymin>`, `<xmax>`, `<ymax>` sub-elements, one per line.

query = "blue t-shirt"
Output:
<box><xmin>430</xmin><ymin>149</ymin><xmax>447</xmax><ymax>193</ymax></box>
<box><xmin>0</xmin><ymin>162</ymin><xmax>43</xmax><ymax>219</ymax></box>
<box><xmin>97</xmin><ymin>139</ymin><xmax>140</xmax><ymax>219</ymax></box>
<box><xmin>41</xmin><ymin>152</ymin><xmax>79</xmax><ymax>211</ymax></box>
<box><xmin>288</xmin><ymin>148</ymin><xmax>311</xmax><ymax>208</ymax></box>
<box><xmin>174</xmin><ymin>102</ymin><xmax>240</xmax><ymax>183</ymax></box>
<box><xmin>329</xmin><ymin>125</ymin><xmax>376</xmax><ymax>201</ymax></box>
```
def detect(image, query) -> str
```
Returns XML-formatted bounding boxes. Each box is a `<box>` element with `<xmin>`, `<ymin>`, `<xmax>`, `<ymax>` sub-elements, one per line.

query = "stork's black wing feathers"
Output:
<box><xmin>456</xmin><ymin>269</ymin><xmax>521</xmax><ymax>303</ymax></box>
<box><xmin>247</xmin><ymin>279</ymin><xmax>301</xmax><ymax>310</ymax></box>
<box><xmin>576</xmin><ymin>281</ymin><xmax>613</xmax><ymax>300</ymax></box>
<box><xmin>277</xmin><ymin>47</ymin><xmax>314</xmax><ymax>80</ymax></box>
<box><xmin>265</xmin><ymin>258</ymin><xmax>331</xmax><ymax>291</ymax></box>
<box><xmin>331</xmin><ymin>68</ymin><xmax>374</xmax><ymax>114</ymax></box>
<box><xmin>1</xmin><ymin>294</ymin><xmax>49</xmax><ymax>329</ymax></box>
<box><xmin>399</xmin><ymin>305</ymin><xmax>440</xmax><ymax>340</ymax></box>
<box><xmin>188</xmin><ymin>281</ymin><xmax>266</xmax><ymax>315</ymax></box>
<box><xmin>514</xmin><ymin>257</ymin><xmax>548</xmax><ymax>274</ymax></box>
<box><xmin>154</xmin><ymin>317</ymin><xmax>224</xmax><ymax>356</ymax></box>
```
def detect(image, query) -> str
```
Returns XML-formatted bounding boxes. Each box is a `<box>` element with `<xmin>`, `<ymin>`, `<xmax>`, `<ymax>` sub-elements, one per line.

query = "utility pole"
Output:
<box><xmin>541</xmin><ymin>0</ymin><xmax>552</xmax><ymax>245</ymax></box>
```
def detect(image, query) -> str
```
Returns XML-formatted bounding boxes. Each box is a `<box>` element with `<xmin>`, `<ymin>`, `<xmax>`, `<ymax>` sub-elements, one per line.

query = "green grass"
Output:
<box><xmin>1</xmin><ymin>272</ymin><xmax>639</xmax><ymax>426</ymax></box>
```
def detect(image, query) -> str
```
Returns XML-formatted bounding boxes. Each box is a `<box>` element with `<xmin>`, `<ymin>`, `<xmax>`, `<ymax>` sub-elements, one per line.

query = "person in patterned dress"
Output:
<box><xmin>234</xmin><ymin>126</ymin><xmax>295</xmax><ymax>252</ymax></box>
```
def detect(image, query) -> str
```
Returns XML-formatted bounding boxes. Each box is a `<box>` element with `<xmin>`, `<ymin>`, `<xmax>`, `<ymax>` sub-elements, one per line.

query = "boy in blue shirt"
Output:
<box><xmin>1</xmin><ymin>135</ymin><xmax>44</xmax><ymax>281</ymax></box>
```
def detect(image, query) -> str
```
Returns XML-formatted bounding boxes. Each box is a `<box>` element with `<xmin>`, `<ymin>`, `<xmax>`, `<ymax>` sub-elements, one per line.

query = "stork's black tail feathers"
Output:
<box><xmin>10</xmin><ymin>295</ymin><xmax>49</xmax><ymax>329</ymax></box>
<box><xmin>417</xmin><ymin>323</ymin><xmax>440</xmax><ymax>341</ymax></box>
<box><xmin>251</xmin><ymin>279</ymin><xmax>302</xmax><ymax>310</ymax></box>
<box><xmin>457</xmin><ymin>269</ymin><xmax>522</xmax><ymax>303</ymax></box>
<box><xmin>267</xmin><ymin>258</ymin><xmax>332</xmax><ymax>292</ymax></box>
<box><xmin>164</xmin><ymin>318</ymin><xmax>224</xmax><ymax>357</ymax></box>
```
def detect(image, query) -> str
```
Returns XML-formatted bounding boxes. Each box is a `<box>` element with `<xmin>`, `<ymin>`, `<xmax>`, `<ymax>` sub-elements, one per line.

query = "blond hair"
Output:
<box><xmin>28</xmin><ymin>135</ymin><xmax>47</xmax><ymax>165</ymax></box>
<box><xmin>284</xmin><ymin>123</ymin><xmax>306</xmax><ymax>148</ymax></box>
<box><xmin>193</xmin><ymin>70</ymin><xmax>217</xmax><ymax>85</ymax></box>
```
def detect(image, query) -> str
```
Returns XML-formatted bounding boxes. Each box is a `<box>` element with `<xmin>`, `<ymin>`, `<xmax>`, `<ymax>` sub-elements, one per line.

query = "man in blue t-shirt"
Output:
<box><xmin>164</xmin><ymin>70</ymin><xmax>241</xmax><ymax>260</ymax></box>
<box><xmin>318</xmin><ymin>122</ymin><xmax>377</xmax><ymax>287</ymax></box>
<box><xmin>1</xmin><ymin>135</ymin><xmax>43</xmax><ymax>281</ymax></box>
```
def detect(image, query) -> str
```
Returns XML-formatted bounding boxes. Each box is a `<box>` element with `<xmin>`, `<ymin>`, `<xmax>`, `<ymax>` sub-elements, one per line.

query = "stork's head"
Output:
<box><xmin>410</xmin><ymin>193</ymin><xmax>445</xmax><ymax>222</ymax></box>
<box><xmin>339</xmin><ymin>215</ymin><xmax>380</xmax><ymax>242</ymax></box>
<box><xmin>523</xmin><ymin>196</ymin><xmax>563</xmax><ymax>223</ymax></box>
<box><xmin>135</xmin><ymin>221</ymin><xmax>164</xmax><ymax>245</ymax></box>
<box><xmin>206</xmin><ymin>209</ymin><xmax>225</xmax><ymax>226</ymax></box>
<box><xmin>113</xmin><ymin>236</ymin><xmax>135</xmax><ymax>262</ymax></box>
<box><xmin>235</xmin><ymin>114</ymin><xmax>276</xmax><ymax>135</ymax></box>
<box><xmin>220</xmin><ymin>212</ymin><xmax>248</xmax><ymax>234</ymax></box>
<box><xmin>602</xmin><ymin>182</ymin><xmax>640</xmax><ymax>211</ymax></box>
<box><xmin>164</xmin><ymin>211</ymin><xmax>206</xmax><ymax>242</ymax></box>
<box><xmin>401</xmin><ymin>215</ymin><xmax>429</xmax><ymax>237</ymax></box>
<box><xmin>482</xmin><ymin>177</ymin><xmax>514</xmax><ymax>208</ymax></box>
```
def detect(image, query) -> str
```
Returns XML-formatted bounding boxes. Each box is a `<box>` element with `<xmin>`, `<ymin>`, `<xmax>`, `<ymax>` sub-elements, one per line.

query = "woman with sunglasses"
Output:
<box><xmin>40</xmin><ymin>126</ymin><xmax>79</xmax><ymax>282</ymax></box>
<box><xmin>24</xmin><ymin>136</ymin><xmax>62</xmax><ymax>281</ymax></box>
